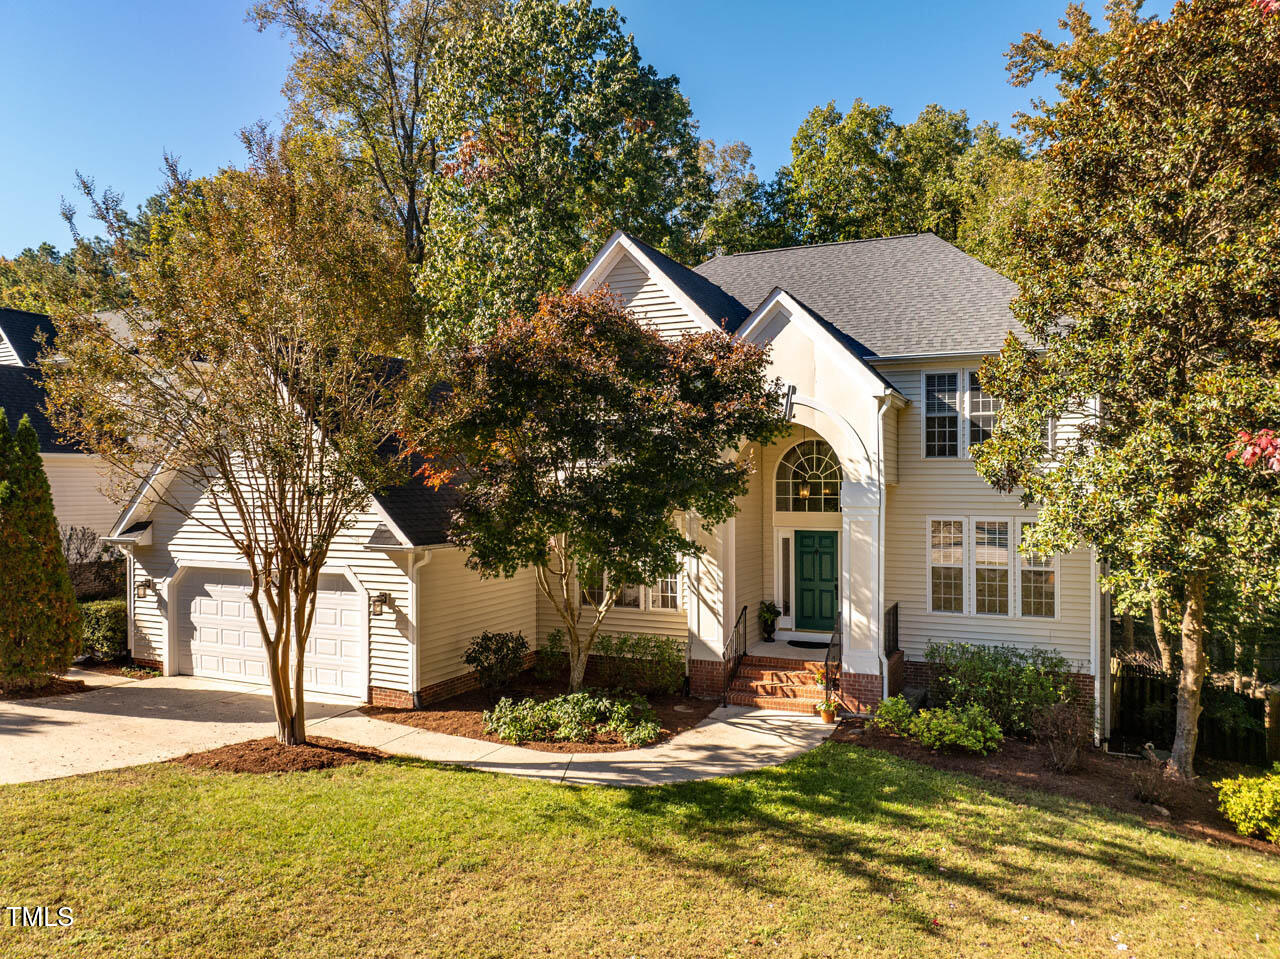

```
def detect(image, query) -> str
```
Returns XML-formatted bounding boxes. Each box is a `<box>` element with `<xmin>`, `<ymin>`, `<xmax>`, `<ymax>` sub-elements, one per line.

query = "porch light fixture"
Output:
<box><xmin>135</xmin><ymin>578</ymin><xmax>154</xmax><ymax>599</ymax></box>
<box><xmin>370</xmin><ymin>592</ymin><xmax>392</xmax><ymax>616</ymax></box>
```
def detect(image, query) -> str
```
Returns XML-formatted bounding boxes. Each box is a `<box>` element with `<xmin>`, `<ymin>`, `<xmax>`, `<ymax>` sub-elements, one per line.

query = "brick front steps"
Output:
<box><xmin>726</xmin><ymin>656</ymin><xmax>828</xmax><ymax>715</ymax></box>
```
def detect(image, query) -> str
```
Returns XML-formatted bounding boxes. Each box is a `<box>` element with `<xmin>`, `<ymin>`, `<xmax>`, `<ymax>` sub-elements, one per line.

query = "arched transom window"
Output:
<box><xmin>775</xmin><ymin>439</ymin><xmax>841</xmax><ymax>512</ymax></box>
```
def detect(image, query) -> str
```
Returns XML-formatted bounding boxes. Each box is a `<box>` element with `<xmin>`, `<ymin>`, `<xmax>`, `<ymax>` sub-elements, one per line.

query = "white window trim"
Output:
<box><xmin>581</xmin><ymin>571</ymin><xmax>682</xmax><ymax>613</ymax></box>
<box><xmin>925</xmin><ymin>515</ymin><xmax>968</xmax><ymax>615</ymax></box>
<box><xmin>970</xmin><ymin>516</ymin><xmax>1013</xmax><ymax>618</ymax></box>
<box><xmin>1016</xmin><ymin>519</ymin><xmax>1061</xmax><ymax>622</ymax></box>
<box><xmin>920</xmin><ymin>370</ymin><xmax>964</xmax><ymax>459</ymax></box>
<box><xmin>924</xmin><ymin>515</ymin><xmax>1061</xmax><ymax>620</ymax></box>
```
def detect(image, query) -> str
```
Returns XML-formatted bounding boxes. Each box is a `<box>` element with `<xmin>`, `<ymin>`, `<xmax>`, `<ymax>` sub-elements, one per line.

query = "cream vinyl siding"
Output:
<box><xmin>43</xmin><ymin>454</ymin><xmax>120</xmax><ymax>535</ymax></box>
<box><xmin>127</xmin><ymin>473</ymin><xmax>415</xmax><ymax>690</ymax></box>
<box><xmin>733</xmin><ymin>444</ymin><xmax>764</xmax><ymax>647</ymax></box>
<box><xmin>597</xmin><ymin>251</ymin><xmax>704</xmax><ymax>340</ymax></box>
<box><xmin>874</xmin><ymin>357</ymin><xmax>1096</xmax><ymax>672</ymax></box>
<box><xmin>417</xmin><ymin>548</ymin><xmax>536</xmax><ymax>687</ymax></box>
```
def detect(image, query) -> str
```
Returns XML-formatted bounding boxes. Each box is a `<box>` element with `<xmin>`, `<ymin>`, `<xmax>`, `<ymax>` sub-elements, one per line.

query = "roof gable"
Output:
<box><xmin>694</xmin><ymin>233</ymin><xmax>1025</xmax><ymax>359</ymax></box>
<box><xmin>0</xmin><ymin>307</ymin><xmax>55</xmax><ymax>367</ymax></box>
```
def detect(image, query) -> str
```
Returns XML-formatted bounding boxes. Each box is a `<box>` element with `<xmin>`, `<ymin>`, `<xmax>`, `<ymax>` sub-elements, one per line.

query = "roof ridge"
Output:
<box><xmin>0</xmin><ymin>305</ymin><xmax>53</xmax><ymax>319</ymax></box>
<box><xmin>709</xmin><ymin>232</ymin><xmax>931</xmax><ymax>261</ymax></box>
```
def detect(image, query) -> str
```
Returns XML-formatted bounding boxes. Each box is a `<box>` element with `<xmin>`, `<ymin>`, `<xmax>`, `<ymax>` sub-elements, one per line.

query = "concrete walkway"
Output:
<box><xmin>0</xmin><ymin>671</ymin><xmax>831</xmax><ymax>787</ymax></box>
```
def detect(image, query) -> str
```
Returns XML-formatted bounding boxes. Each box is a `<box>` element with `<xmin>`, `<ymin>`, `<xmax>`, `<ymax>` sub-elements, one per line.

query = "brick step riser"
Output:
<box><xmin>729</xmin><ymin>684</ymin><xmax>827</xmax><ymax>701</ymax></box>
<box><xmin>738</xmin><ymin>655</ymin><xmax>827</xmax><ymax>671</ymax></box>
<box><xmin>726</xmin><ymin>692</ymin><xmax>824</xmax><ymax>715</ymax></box>
<box><xmin>734</xmin><ymin>668</ymin><xmax>827</xmax><ymax>686</ymax></box>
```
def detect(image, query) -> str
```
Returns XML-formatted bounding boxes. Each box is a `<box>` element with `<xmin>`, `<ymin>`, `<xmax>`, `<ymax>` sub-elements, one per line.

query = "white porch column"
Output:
<box><xmin>841</xmin><ymin>488</ymin><xmax>881</xmax><ymax>676</ymax></box>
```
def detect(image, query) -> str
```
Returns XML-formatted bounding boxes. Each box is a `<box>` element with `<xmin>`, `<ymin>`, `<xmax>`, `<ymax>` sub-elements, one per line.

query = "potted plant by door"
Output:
<box><xmin>758</xmin><ymin>601</ymin><xmax>781</xmax><ymax>642</ymax></box>
<box><xmin>816</xmin><ymin>696</ymin><xmax>839</xmax><ymax>723</ymax></box>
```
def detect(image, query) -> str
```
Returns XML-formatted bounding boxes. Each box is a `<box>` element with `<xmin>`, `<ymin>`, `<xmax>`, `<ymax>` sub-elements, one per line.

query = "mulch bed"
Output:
<box><xmin>834</xmin><ymin>720</ymin><xmax>1276</xmax><ymax>855</ymax></box>
<box><xmin>0</xmin><ymin>677</ymin><xmax>91</xmax><ymax>701</ymax></box>
<box><xmin>77</xmin><ymin>658</ymin><xmax>159</xmax><ymax>679</ymax></box>
<box><xmin>173</xmin><ymin>736</ymin><xmax>388</xmax><ymax>774</ymax></box>
<box><xmin>363</xmin><ymin>678</ymin><xmax>719</xmax><ymax>753</ymax></box>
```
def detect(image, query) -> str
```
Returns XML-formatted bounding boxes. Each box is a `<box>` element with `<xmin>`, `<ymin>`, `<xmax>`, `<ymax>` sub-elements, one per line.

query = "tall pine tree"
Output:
<box><xmin>0</xmin><ymin>410</ymin><xmax>81</xmax><ymax>690</ymax></box>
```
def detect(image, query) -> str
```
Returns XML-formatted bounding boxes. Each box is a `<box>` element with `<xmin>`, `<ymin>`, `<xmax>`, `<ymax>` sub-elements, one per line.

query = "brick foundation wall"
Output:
<box><xmin>130</xmin><ymin>658</ymin><xmax>163</xmax><ymax>672</ymax></box>
<box><xmin>369</xmin><ymin>686</ymin><xmax>414</xmax><ymax>708</ymax></box>
<box><xmin>688</xmin><ymin>658</ymin><xmax>724</xmax><ymax>700</ymax></box>
<box><xmin>839</xmin><ymin>671</ymin><xmax>882</xmax><ymax>714</ymax></box>
<box><xmin>886</xmin><ymin>649</ymin><xmax>905</xmax><ymax>698</ymax></box>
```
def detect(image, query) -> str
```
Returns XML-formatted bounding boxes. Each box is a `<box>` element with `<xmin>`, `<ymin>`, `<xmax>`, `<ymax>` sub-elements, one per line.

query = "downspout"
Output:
<box><xmin>876</xmin><ymin>396</ymin><xmax>891</xmax><ymax>700</ymax></box>
<box><xmin>408</xmin><ymin>549</ymin><xmax>432</xmax><ymax>709</ymax></box>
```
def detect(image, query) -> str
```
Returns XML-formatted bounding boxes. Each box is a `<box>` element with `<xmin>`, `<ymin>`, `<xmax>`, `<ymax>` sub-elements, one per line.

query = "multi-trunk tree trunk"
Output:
<box><xmin>247</xmin><ymin>560</ymin><xmax>322</xmax><ymax>745</ymax></box>
<box><xmin>1168</xmin><ymin>574</ymin><xmax>1210</xmax><ymax>779</ymax></box>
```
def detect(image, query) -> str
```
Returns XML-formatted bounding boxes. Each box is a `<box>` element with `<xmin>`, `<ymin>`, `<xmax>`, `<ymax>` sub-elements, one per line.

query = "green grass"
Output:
<box><xmin>0</xmin><ymin>743</ymin><xmax>1276</xmax><ymax>958</ymax></box>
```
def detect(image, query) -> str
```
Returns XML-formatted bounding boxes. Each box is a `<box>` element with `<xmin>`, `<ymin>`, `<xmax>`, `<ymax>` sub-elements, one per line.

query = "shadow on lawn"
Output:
<box><xmin>611</xmin><ymin>742</ymin><xmax>1274</xmax><ymax>935</ymax></box>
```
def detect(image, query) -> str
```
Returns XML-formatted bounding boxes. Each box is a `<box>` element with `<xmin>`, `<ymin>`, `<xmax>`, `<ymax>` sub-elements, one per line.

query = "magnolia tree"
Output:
<box><xmin>401</xmin><ymin>289</ymin><xmax>788</xmax><ymax>690</ymax></box>
<box><xmin>972</xmin><ymin>0</ymin><xmax>1280</xmax><ymax>778</ymax></box>
<box><xmin>43</xmin><ymin>132</ymin><xmax>413</xmax><ymax>743</ymax></box>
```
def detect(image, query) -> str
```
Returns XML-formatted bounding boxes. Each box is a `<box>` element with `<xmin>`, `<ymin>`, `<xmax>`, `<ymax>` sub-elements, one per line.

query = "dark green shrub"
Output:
<box><xmin>910</xmin><ymin>703</ymin><xmax>1004</xmax><ymax>754</ymax></box>
<box><xmin>926</xmin><ymin>641</ymin><xmax>1074</xmax><ymax>736</ymax></box>
<box><xmin>1215</xmin><ymin>764</ymin><xmax>1280</xmax><ymax>843</ymax></box>
<box><xmin>870</xmin><ymin>694</ymin><xmax>914</xmax><ymax>735</ymax></box>
<box><xmin>534</xmin><ymin>629</ymin><xmax>569</xmax><ymax>685</ymax></box>
<box><xmin>463</xmin><ymin>631</ymin><xmax>529</xmax><ymax>693</ymax></box>
<box><xmin>0</xmin><ymin>413</ymin><xmax>81</xmax><ymax>690</ymax></box>
<box><xmin>591</xmin><ymin>632</ymin><xmax>685</xmax><ymax>694</ymax></box>
<box><xmin>483</xmin><ymin>691</ymin><xmax>661</xmax><ymax>746</ymax></box>
<box><xmin>80</xmin><ymin>600</ymin><xmax>128</xmax><ymax>661</ymax></box>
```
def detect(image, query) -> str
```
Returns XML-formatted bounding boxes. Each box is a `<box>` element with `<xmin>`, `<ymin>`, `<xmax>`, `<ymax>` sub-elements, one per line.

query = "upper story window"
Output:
<box><xmin>968</xmin><ymin>372</ymin><xmax>1002</xmax><ymax>447</ymax></box>
<box><xmin>924</xmin><ymin>373</ymin><xmax>960</xmax><ymax>457</ymax></box>
<box><xmin>776</xmin><ymin>439</ymin><xmax>841</xmax><ymax>512</ymax></box>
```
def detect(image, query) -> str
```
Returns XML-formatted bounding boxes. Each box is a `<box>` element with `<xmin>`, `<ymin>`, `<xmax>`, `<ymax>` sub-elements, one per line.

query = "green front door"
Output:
<box><xmin>794</xmin><ymin>530</ymin><xmax>838</xmax><ymax>631</ymax></box>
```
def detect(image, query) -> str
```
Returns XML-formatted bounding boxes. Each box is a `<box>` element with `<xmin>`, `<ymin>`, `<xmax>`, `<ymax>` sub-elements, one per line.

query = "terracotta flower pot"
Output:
<box><xmin>819</xmin><ymin>707</ymin><xmax>836</xmax><ymax>723</ymax></box>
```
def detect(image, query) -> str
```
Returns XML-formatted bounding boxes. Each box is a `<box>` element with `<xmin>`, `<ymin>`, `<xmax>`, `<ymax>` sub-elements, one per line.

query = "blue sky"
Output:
<box><xmin>0</xmin><ymin>0</ymin><xmax>1158</xmax><ymax>256</ymax></box>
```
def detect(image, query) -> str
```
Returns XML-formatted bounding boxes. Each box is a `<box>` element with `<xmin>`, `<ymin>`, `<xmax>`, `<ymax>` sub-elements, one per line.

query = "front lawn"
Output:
<box><xmin>0</xmin><ymin>744</ymin><xmax>1276</xmax><ymax>958</ymax></box>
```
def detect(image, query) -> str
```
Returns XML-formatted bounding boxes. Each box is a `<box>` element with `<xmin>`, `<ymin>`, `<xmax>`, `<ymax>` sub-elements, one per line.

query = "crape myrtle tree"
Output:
<box><xmin>401</xmin><ymin>289</ymin><xmax>788</xmax><ymax>691</ymax></box>
<box><xmin>420</xmin><ymin>0</ymin><xmax>711</xmax><ymax>340</ymax></box>
<box><xmin>971</xmin><ymin>0</ymin><xmax>1280</xmax><ymax>778</ymax></box>
<box><xmin>43</xmin><ymin>131</ymin><xmax>414</xmax><ymax>744</ymax></box>
<box><xmin>0</xmin><ymin>412</ymin><xmax>81</xmax><ymax>690</ymax></box>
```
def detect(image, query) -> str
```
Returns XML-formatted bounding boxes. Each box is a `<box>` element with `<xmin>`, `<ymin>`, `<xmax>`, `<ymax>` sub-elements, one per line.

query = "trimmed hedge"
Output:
<box><xmin>80</xmin><ymin>600</ymin><xmax>128</xmax><ymax>661</ymax></box>
<box><xmin>926</xmin><ymin>641</ymin><xmax>1074</xmax><ymax>736</ymax></box>
<box><xmin>483</xmin><ymin>691</ymin><xmax>661</xmax><ymax>746</ymax></box>
<box><xmin>1215</xmin><ymin>764</ymin><xmax>1280</xmax><ymax>844</ymax></box>
<box><xmin>535</xmin><ymin>629</ymin><xmax>685</xmax><ymax>694</ymax></box>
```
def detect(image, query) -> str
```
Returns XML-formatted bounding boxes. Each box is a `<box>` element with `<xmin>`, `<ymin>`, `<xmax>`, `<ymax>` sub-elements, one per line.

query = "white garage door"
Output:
<box><xmin>176</xmin><ymin>569</ymin><xmax>366</xmax><ymax>699</ymax></box>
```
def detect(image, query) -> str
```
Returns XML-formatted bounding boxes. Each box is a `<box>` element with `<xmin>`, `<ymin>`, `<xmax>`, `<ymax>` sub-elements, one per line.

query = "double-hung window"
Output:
<box><xmin>924</xmin><ymin>373</ymin><xmax>960</xmax><ymax>458</ymax></box>
<box><xmin>973</xmin><ymin>520</ymin><xmax>1010</xmax><ymax>615</ymax></box>
<box><xmin>968</xmin><ymin>372</ymin><xmax>1002</xmax><ymax>447</ymax></box>
<box><xmin>1019</xmin><ymin>522</ymin><xmax>1057</xmax><ymax>618</ymax></box>
<box><xmin>580</xmin><ymin>569</ymin><xmax>681</xmax><ymax>612</ymax></box>
<box><xmin>929</xmin><ymin>519</ymin><xmax>965</xmax><ymax>613</ymax></box>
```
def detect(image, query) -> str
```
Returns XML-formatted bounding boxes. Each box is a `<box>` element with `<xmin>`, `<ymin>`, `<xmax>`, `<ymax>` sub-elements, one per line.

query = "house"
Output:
<box><xmin>112</xmin><ymin>231</ymin><xmax>1108</xmax><ymax>723</ymax></box>
<box><xmin>0</xmin><ymin>307</ymin><xmax>120</xmax><ymax>535</ymax></box>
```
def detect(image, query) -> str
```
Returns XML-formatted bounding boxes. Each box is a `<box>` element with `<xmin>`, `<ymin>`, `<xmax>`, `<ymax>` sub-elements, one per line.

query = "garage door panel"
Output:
<box><xmin>177</xmin><ymin>569</ymin><xmax>365</xmax><ymax>698</ymax></box>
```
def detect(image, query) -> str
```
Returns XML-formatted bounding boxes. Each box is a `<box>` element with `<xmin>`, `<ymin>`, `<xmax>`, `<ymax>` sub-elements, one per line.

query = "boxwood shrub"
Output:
<box><xmin>483</xmin><ymin>691</ymin><xmax>662</xmax><ymax>746</ymax></box>
<box><xmin>80</xmin><ymin>599</ymin><xmax>128</xmax><ymax>662</ymax></box>
<box><xmin>926</xmin><ymin>641</ymin><xmax>1074</xmax><ymax>736</ymax></box>
<box><xmin>1215</xmin><ymin>764</ymin><xmax>1280</xmax><ymax>844</ymax></box>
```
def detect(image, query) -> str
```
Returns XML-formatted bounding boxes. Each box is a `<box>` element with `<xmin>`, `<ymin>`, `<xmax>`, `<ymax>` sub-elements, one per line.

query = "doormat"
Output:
<box><xmin>787</xmin><ymin>640</ymin><xmax>828</xmax><ymax>650</ymax></box>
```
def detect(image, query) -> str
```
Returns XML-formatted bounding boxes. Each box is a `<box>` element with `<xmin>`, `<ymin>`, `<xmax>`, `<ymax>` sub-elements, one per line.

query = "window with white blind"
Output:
<box><xmin>973</xmin><ymin>519</ymin><xmax>1010</xmax><ymax>615</ymax></box>
<box><xmin>924</xmin><ymin>373</ymin><xmax>960</xmax><ymax>458</ymax></box>
<box><xmin>1019</xmin><ymin>522</ymin><xmax>1058</xmax><ymax>618</ymax></box>
<box><xmin>580</xmin><ymin>570</ymin><xmax>681</xmax><ymax>612</ymax></box>
<box><xmin>928</xmin><ymin>518</ymin><xmax>965</xmax><ymax>613</ymax></box>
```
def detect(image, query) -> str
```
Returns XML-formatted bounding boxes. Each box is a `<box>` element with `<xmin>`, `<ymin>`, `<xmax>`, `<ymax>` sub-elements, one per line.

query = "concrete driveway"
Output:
<box><xmin>1</xmin><ymin>670</ymin><xmax>831</xmax><ymax>787</ymax></box>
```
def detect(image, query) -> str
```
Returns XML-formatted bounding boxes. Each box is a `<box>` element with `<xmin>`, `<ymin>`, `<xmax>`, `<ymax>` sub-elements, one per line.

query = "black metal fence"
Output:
<box><xmin>884</xmin><ymin>602</ymin><xmax>899</xmax><ymax>657</ymax></box>
<box><xmin>1110</xmin><ymin>660</ymin><xmax>1269</xmax><ymax>766</ymax></box>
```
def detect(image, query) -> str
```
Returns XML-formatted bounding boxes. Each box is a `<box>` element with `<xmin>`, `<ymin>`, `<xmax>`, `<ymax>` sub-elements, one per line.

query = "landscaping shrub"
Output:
<box><xmin>534</xmin><ymin>629</ymin><xmax>569</xmax><ymax>685</ymax></box>
<box><xmin>80</xmin><ymin>600</ymin><xmax>128</xmax><ymax>661</ymax></box>
<box><xmin>870</xmin><ymin>694</ymin><xmax>914</xmax><ymax>735</ymax></box>
<box><xmin>1215</xmin><ymin>764</ymin><xmax>1280</xmax><ymax>843</ymax></box>
<box><xmin>926</xmin><ymin>641</ymin><xmax>1074</xmax><ymax>736</ymax></box>
<box><xmin>591</xmin><ymin>632</ymin><xmax>685</xmax><ymax>695</ymax></box>
<box><xmin>0</xmin><ymin>412</ymin><xmax>81</xmax><ymax>691</ymax></box>
<box><xmin>463</xmin><ymin>631</ymin><xmax>529</xmax><ymax>694</ymax></box>
<box><xmin>910</xmin><ymin>703</ymin><xmax>1004</xmax><ymax>755</ymax></box>
<box><xmin>1130</xmin><ymin>751</ymin><xmax>1177</xmax><ymax>807</ymax></box>
<box><xmin>1032</xmin><ymin>695</ymin><xmax>1096</xmax><ymax>773</ymax></box>
<box><xmin>483</xmin><ymin>691</ymin><xmax>662</xmax><ymax>746</ymax></box>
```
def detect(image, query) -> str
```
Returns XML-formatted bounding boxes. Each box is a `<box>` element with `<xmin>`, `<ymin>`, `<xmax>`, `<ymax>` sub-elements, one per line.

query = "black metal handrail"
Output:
<box><xmin>723</xmin><ymin>604</ymin><xmax>749</xmax><ymax>706</ymax></box>
<box><xmin>823</xmin><ymin>612</ymin><xmax>842</xmax><ymax>699</ymax></box>
<box><xmin>884</xmin><ymin>602</ymin><xmax>899</xmax><ymax>658</ymax></box>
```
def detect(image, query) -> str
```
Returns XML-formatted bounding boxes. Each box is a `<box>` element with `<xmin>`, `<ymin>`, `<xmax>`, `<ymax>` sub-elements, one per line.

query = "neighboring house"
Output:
<box><xmin>0</xmin><ymin>307</ymin><xmax>120</xmax><ymax>535</ymax></box>
<box><xmin>112</xmin><ymin>232</ymin><xmax>1108</xmax><ymax>725</ymax></box>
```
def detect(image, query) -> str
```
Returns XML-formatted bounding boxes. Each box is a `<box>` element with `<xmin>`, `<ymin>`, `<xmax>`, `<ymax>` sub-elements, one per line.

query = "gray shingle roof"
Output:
<box><xmin>622</xmin><ymin>234</ymin><xmax>751</xmax><ymax>331</ymax></box>
<box><xmin>0</xmin><ymin>365</ymin><xmax>80</xmax><ymax>453</ymax></box>
<box><xmin>0</xmin><ymin>307</ymin><xmax>55</xmax><ymax>367</ymax></box>
<box><xmin>692</xmin><ymin>233</ymin><xmax>1025</xmax><ymax>359</ymax></box>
